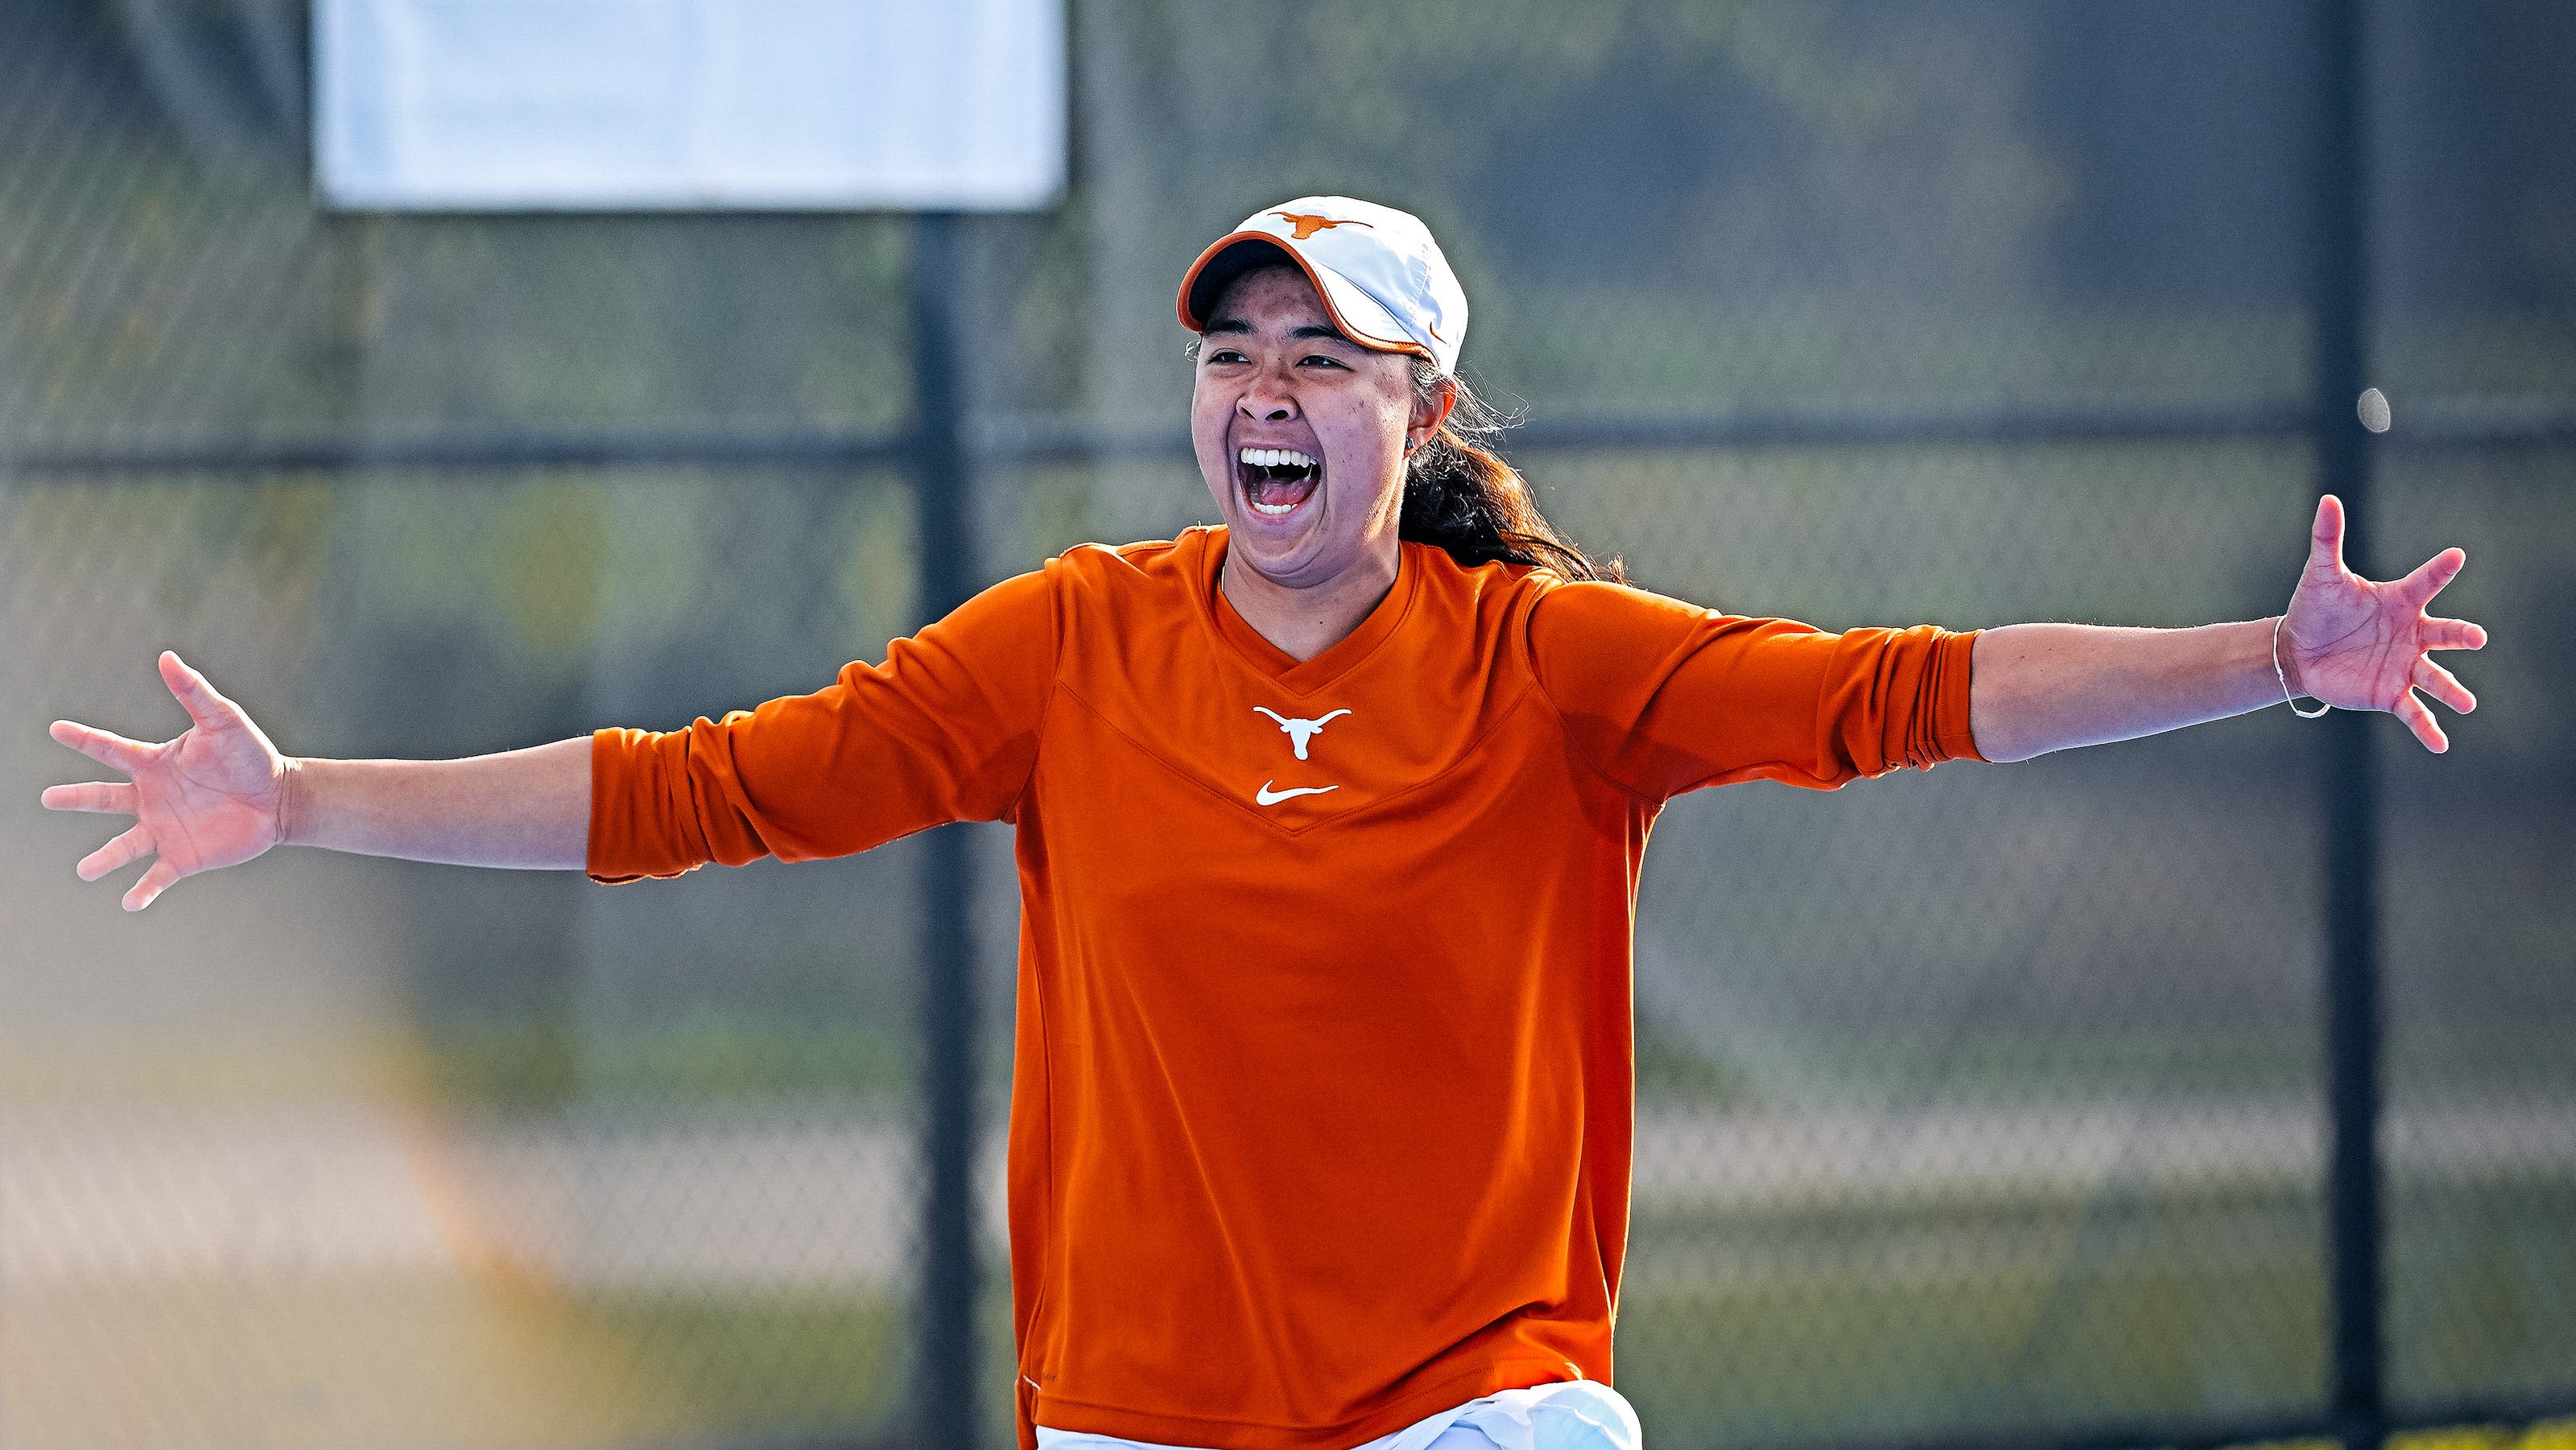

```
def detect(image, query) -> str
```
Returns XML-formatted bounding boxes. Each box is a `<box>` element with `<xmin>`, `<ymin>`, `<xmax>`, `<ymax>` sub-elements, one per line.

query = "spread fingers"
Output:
<box><xmin>50</xmin><ymin>721</ymin><xmax>153</xmax><ymax>773</ymax></box>
<box><xmin>43</xmin><ymin>781</ymin><xmax>137</xmax><ymax>815</ymax></box>
<box><xmin>2412</xmin><ymin>656</ymin><xmax>2475</xmax><ymax>714</ymax></box>
<box><xmin>2396</xmin><ymin>547</ymin><xmax>2466</xmax><ymax>606</ymax></box>
<box><xmin>2393</xmin><ymin>692</ymin><xmax>2449</xmax><ymax>754</ymax></box>
<box><xmin>159</xmin><ymin>651</ymin><xmax>240</xmax><ymax>732</ymax></box>
<box><xmin>2308</xmin><ymin>494</ymin><xmax>2347</xmax><ymax>575</ymax></box>
<box><xmin>124</xmin><ymin>858</ymin><xmax>184</xmax><ymax>913</ymax></box>
<box><xmin>78</xmin><ymin>824</ymin><xmax>154</xmax><ymax>882</ymax></box>
<box><xmin>2425</xmin><ymin>617</ymin><xmax>2487</xmax><ymax>651</ymax></box>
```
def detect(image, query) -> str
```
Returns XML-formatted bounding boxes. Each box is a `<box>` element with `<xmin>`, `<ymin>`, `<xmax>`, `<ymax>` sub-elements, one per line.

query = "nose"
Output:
<box><xmin>1240</xmin><ymin>370</ymin><xmax>1298</xmax><ymax>423</ymax></box>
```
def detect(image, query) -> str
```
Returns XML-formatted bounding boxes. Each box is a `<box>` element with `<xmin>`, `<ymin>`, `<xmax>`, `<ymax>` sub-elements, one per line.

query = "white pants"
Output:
<box><xmin>1035</xmin><ymin>1378</ymin><xmax>1642</xmax><ymax>1450</ymax></box>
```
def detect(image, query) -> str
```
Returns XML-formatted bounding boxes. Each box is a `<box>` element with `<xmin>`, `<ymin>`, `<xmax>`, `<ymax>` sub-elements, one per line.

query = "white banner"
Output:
<box><xmin>315</xmin><ymin>0</ymin><xmax>1064</xmax><ymax>211</ymax></box>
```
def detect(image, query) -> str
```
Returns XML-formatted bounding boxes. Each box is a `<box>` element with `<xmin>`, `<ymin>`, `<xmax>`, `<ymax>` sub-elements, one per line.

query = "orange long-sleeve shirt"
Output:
<box><xmin>590</xmin><ymin>529</ymin><xmax>1981</xmax><ymax>1449</ymax></box>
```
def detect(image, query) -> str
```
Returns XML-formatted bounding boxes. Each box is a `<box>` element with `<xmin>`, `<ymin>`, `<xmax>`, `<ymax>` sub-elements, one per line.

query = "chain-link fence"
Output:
<box><xmin>5</xmin><ymin>3</ymin><xmax>2572</xmax><ymax>1449</ymax></box>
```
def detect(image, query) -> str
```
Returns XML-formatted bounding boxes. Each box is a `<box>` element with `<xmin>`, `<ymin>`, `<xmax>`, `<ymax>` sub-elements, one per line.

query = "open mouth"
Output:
<box><xmin>1235</xmin><ymin>446</ymin><xmax>1320</xmax><ymax>518</ymax></box>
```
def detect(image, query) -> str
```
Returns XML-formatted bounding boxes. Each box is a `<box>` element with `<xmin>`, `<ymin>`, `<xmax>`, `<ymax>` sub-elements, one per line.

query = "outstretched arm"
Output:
<box><xmin>42</xmin><ymin>651</ymin><xmax>589</xmax><ymax>911</ymax></box>
<box><xmin>1968</xmin><ymin>495</ymin><xmax>2487</xmax><ymax>763</ymax></box>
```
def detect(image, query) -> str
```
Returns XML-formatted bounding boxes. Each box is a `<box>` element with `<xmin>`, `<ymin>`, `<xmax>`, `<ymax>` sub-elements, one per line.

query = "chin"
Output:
<box><xmin>1225</xmin><ymin>523</ymin><xmax>1331</xmax><ymax>583</ymax></box>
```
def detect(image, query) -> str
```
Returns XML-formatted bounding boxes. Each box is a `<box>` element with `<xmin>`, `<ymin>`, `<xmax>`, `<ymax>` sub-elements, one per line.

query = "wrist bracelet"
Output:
<box><xmin>2273</xmin><ymin>613</ymin><xmax>2330</xmax><ymax>718</ymax></box>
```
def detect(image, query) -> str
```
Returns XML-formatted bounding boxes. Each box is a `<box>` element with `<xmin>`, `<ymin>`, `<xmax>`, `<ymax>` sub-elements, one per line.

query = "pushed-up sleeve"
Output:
<box><xmin>1528</xmin><ymin>580</ymin><xmax>1983</xmax><ymax>804</ymax></box>
<box><xmin>588</xmin><ymin>569</ymin><xmax>1057</xmax><ymax>883</ymax></box>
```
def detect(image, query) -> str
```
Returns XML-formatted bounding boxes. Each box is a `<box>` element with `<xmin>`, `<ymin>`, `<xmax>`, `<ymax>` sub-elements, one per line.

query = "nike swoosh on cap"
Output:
<box><xmin>1255</xmin><ymin>781</ymin><xmax>1339</xmax><ymax>806</ymax></box>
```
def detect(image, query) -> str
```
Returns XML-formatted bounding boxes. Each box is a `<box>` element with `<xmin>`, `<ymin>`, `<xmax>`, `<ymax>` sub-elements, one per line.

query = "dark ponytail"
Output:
<box><xmin>1400</xmin><ymin>359</ymin><xmax>1624</xmax><ymax>584</ymax></box>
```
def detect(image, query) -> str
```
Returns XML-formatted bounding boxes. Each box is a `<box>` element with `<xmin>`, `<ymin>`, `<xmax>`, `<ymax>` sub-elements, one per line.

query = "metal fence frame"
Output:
<box><xmin>6</xmin><ymin>5</ymin><xmax>2574</xmax><ymax>1449</ymax></box>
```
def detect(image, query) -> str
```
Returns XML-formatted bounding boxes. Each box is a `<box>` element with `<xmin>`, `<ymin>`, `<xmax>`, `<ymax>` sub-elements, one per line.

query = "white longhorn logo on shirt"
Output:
<box><xmin>1253</xmin><ymin>706</ymin><xmax>1351</xmax><ymax>760</ymax></box>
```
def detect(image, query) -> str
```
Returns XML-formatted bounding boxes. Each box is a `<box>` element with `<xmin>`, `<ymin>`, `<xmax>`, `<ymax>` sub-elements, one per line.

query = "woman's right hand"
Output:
<box><xmin>42</xmin><ymin>651</ymin><xmax>291</xmax><ymax>911</ymax></box>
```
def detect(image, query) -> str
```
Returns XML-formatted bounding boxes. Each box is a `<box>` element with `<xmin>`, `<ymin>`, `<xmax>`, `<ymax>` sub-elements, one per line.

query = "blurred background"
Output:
<box><xmin>3</xmin><ymin>2</ymin><xmax>2571</xmax><ymax>1449</ymax></box>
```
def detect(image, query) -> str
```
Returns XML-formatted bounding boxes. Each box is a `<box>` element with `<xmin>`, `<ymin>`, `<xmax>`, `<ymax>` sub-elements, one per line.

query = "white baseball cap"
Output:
<box><xmin>1176</xmin><ymin>196</ymin><xmax>1469</xmax><ymax>376</ymax></box>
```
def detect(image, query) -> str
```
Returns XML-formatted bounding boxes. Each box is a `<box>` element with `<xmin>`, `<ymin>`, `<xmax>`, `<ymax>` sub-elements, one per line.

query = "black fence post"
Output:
<box><xmin>910</xmin><ymin>208</ymin><xmax>984</xmax><ymax>1450</ymax></box>
<box><xmin>2312</xmin><ymin>6</ymin><xmax>2385</xmax><ymax>1450</ymax></box>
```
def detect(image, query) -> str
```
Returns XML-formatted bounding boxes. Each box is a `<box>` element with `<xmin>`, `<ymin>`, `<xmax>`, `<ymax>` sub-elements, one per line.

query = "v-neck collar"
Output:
<box><xmin>1195</xmin><ymin>528</ymin><xmax>1422</xmax><ymax>698</ymax></box>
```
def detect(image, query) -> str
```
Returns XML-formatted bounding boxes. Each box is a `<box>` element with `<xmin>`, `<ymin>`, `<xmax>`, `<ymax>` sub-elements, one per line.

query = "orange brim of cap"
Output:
<box><xmin>1174</xmin><ymin>232</ymin><xmax>1432</xmax><ymax>362</ymax></box>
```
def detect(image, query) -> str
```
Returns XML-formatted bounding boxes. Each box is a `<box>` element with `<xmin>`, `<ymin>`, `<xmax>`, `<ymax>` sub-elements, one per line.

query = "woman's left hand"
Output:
<box><xmin>2281</xmin><ymin>494</ymin><xmax>2488</xmax><ymax>752</ymax></box>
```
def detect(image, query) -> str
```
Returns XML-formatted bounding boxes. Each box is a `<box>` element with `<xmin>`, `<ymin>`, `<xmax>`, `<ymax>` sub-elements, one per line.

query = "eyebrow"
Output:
<box><xmin>1200</xmin><ymin>318</ymin><xmax>1357</xmax><ymax>344</ymax></box>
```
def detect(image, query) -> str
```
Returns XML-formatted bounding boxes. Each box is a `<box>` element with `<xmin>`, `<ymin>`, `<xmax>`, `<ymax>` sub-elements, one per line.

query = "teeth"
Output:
<box><xmin>1237</xmin><ymin>446</ymin><xmax>1316</xmax><ymax>470</ymax></box>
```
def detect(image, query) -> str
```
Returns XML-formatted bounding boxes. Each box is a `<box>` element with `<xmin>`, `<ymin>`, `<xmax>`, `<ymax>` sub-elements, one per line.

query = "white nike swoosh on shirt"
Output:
<box><xmin>1255</xmin><ymin>780</ymin><xmax>1340</xmax><ymax>806</ymax></box>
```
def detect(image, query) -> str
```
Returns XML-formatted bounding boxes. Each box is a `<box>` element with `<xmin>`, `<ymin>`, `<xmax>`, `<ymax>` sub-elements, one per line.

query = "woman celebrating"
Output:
<box><xmin>44</xmin><ymin>197</ymin><xmax>2485</xmax><ymax>1450</ymax></box>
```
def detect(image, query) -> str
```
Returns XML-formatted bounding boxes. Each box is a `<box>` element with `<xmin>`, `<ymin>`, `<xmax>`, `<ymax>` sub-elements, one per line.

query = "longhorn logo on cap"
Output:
<box><xmin>1273</xmin><ymin>212</ymin><xmax>1372</xmax><ymax>242</ymax></box>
